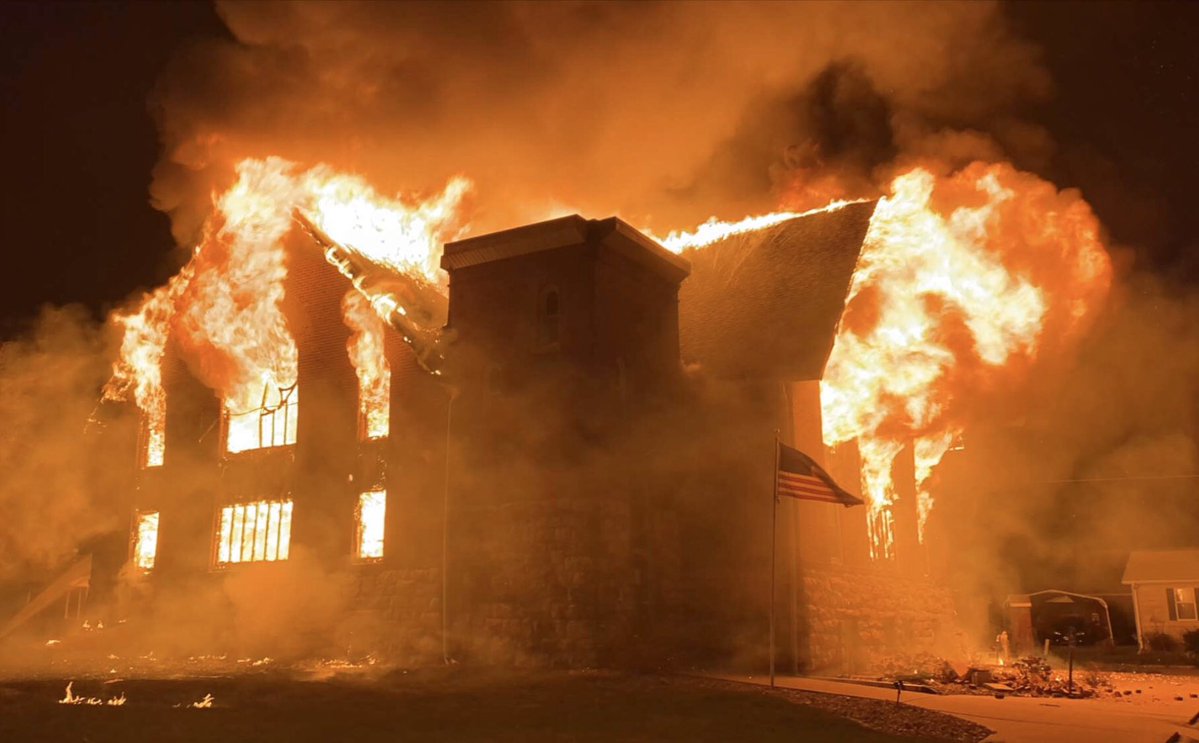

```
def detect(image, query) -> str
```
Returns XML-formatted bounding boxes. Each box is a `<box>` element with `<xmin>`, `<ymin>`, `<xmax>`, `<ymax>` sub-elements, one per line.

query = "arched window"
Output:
<box><xmin>538</xmin><ymin>285</ymin><xmax>561</xmax><ymax>347</ymax></box>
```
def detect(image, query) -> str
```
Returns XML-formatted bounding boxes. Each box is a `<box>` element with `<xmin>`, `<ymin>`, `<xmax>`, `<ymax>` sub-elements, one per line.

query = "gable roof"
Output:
<box><xmin>678</xmin><ymin>200</ymin><xmax>877</xmax><ymax>380</ymax></box>
<box><xmin>441</xmin><ymin>214</ymin><xmax>689</xmax><ymax>284</ymax></box>
<box><xmin>1122</xmin><ymin>550</ymin><xmax>1199</xmax><ymax>584</ymax></box>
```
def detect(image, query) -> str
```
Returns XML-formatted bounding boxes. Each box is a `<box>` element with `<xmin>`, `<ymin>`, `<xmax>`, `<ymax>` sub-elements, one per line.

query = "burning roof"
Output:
<box><xmin>678</xmin><ymin>200</ymin><xmax>877</xmax><ymax>380</ymax></box>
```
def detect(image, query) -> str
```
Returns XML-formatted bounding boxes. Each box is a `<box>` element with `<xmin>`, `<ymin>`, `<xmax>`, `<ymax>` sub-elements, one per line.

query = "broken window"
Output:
<box><xmin>226</xmin><ymin>383</ymin><xmax>298</xmax><ymax>454</ymax></box>
<box><xmin>355</xmin><ymin>490</ymin><xmax>386</xmax><ymax>561</ymax></box>
<box><xmin>215</xmin><ymin>500</ymin><xmax>293</xmax><ymax>565</ymax></box>
<box><xmin>1169</xmin><ymin>587</ymin><xmax>1198</xmax><ymax>621</ymax></box>
<box><xmin>132</xmin><ymin>511</ymin><xmax>159</xmax><ymax>571</ymax></box>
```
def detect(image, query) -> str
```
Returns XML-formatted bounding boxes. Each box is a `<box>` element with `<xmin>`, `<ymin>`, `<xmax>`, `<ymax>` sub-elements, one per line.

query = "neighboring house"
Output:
<box><xmin>1121</xmin><ymin>549</ymin><xmax>1199</xmax><ymax>649</ymax></box>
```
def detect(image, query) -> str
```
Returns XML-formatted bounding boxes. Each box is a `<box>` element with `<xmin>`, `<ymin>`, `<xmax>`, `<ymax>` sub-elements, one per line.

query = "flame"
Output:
<box><xmin>59</xmin><ymin>682</ymin><xmax>126</xmax><ymax>706</ymax></box>
<box><xmin>356</xmin><ymin>489</ymin><xmax>387</xmax><ymax>560</ymax></box>
<box><xmin>659</xmin><ymin>161</ymin><xmax>1110</xmax><ymax>561</ymax></box>
<box><xmin>108</xmin><ymin>157</ymin><xmax>471</xmax><ymax>457</ymax></box>
<box><xmin>651</xmin><ymin>200</ymin><xmax>861</xmax><ymax>253</ymax></box>
<box><xmin>343</xmin><ymin>291</ymin><xmax>391</xmax><ymax>440</ymax></box>
<box><xmin>820</xmin><ymin>163</ymin><xmax>1111</xmax><ymax>558</ymax></box>
<box><xmin>216</xmin><ymin>500</ymin><xmax>293</xmax><ymax>564</ymax></box>
<box><xmin>133</xmin><ymin>511</ymin><xmax>159</xmax><ymax>571</ymax></box>
<box><xmin>105</xmin><ymin>265</ymin><xmax>194</xmax><ymax>467</ymax></box>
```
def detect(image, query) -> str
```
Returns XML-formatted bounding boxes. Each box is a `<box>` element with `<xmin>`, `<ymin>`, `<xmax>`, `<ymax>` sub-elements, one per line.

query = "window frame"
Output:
<box><xmin>130</xmin><ymin>509</ymin><xmax>160</xmax><ymax>572</ymax></box>
<box><xmin>1172</xmin><ymin>587</ymin><xmax>1198</xmax><ymax>621</ymax></box>
<box><xmin>212</xmin><ymin>498</ymin><xmax>295</xmax><ymax>567</ymax></box>
<box><xmin>535</xmin><ymin>285</ymin><xmax>562</xmax><ymax>351</ymax></box>
<box><xmin>223</xmin><ymin>382</ymin><xmax>299</xmax><ymax>454</ymax></box>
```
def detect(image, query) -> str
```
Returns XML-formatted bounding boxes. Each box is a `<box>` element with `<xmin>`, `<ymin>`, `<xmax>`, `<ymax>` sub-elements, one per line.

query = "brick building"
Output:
<box><xmin>110</xmin><ymin>207</ymin><xmax>957</xmax><ymax>669</ymax></box>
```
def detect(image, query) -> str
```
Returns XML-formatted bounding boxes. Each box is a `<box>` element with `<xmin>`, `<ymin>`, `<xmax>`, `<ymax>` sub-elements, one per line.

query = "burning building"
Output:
<box><xmin>98</xmin><ymin>198</ymin><xmax>952</xmax><ymax>670</ymax></box>
<box><xmin>4</xmin><ymin>154</ymin><xmax>1110</xmax><ymax>672</ymax></box>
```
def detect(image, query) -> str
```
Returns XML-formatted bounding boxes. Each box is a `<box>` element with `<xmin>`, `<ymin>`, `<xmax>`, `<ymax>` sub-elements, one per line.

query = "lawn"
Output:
<box><xmin>0</xmin><ymin>669</ymin><xmax>962</xmax><ymax>742</ymax></box>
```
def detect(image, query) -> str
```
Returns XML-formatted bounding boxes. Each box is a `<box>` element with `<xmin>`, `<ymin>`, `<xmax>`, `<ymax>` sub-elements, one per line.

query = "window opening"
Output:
<box><xmin>215</xmin><ymin>499</ymin><xmax>293</xmax><ymax>564</ymax></box>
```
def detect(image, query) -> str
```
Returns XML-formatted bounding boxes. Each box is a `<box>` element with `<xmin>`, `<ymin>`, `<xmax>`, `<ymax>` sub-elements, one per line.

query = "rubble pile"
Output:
<box><xmin>871</xmin><ymin>655</ymin><xmax>1117</xmax><ymax>698</ymax></box>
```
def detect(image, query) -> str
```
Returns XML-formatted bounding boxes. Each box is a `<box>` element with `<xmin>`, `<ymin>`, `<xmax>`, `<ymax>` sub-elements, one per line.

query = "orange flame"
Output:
<box><xmin>105</xmin><ymin>264</ymin><xmax>194</xmax><ymax>467</ymax></box>
<box><xmin>820</xmin><ymin>162</ymin><xmax>1111</xmax><ymax>557</ymax></box>
<box><xmin>109</xmin><ymin>157</ymin><xmax>471</xmax><ymax>457</ymax></box>
<box><xmin>343</xmin><ymin>290</ymin><xmax>391</xmax><ymax>440</ymax></box>
<box><xmin>654</xmin><ymin>161</ymin><xmax>1110</xmax><ymax>560</ymax></box>
<box><xmin>651</xmin><ymin>200</ymin><xmax>861</xmax><ymax>254</ymax></box>
<box><xmin>133</xmin><ymin>510</ymin><xmax>159</xmax><ymax>571</ymax></box>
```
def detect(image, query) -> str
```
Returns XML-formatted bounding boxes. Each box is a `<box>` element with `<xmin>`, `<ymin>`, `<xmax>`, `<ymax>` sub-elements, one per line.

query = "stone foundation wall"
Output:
<box><xmin>348</xmin><ymin>567</ymin><xmax>442</xmax><ymax>663</ymax></box>
<box><xmin>800</xmin><ymin>565</ymin><xmax>960</xmax><ymax>673</ymax></box>
<box><xmin>453</xmin><ymin>494</ymin><xmax>638</xmax><ymax>668</ymax></box>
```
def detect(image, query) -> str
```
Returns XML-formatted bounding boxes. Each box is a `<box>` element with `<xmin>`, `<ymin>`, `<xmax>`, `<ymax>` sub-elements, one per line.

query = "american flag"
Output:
<box><xmin>776</xmin><ymin>442</ymin><xmax>863</xmax><ymax>507</ymax></box>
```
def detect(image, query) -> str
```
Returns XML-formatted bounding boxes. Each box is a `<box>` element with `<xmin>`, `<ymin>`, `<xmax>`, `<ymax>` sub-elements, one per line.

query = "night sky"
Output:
<box><xmin>0</xmin><ymin>1</ymin><xmax>1196</xmax><ymax>339</ymax></box>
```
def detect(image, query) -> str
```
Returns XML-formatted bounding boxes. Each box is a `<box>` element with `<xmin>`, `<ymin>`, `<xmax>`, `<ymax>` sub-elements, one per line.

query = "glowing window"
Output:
<box><xmin>132</xmin><ymin>511</ymin><xmax>159</xmax><ymax>571</ymax></box>
<box><xmin>226</xmin><ymin>384</ymin><xmax>298</xmax><ymax>454</ymax></box>
<box><xmin>1173</xmin><ymin>588</ymin><xmax>1198</xmax><ymax>621</ymax></box>
<box><xmin>141</xmin><ymin>412</ymin><xmax>165</xmax><ymax>468</ymax></box>
<box><xmin>356</xmin><ymin>490</ymin><xmax>386</xmax><ymax>561</ymax></box>
<box><xmin>215</xmin><ymin>500</ymin><xmax>293</xmax><ymax>565</ymax></box>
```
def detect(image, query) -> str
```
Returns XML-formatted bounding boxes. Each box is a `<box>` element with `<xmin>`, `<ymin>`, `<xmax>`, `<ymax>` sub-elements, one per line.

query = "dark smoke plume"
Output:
<box><xmin>148</xmin><ymin>1</ymin><xmax>1050</xmax><ymax>238</ymax></box>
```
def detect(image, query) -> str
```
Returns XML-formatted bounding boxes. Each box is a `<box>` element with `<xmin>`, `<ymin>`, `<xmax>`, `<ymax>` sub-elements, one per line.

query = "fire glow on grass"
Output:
<box><xmin>106</xmin><ymin>157</ymin><xmax>470</xmax><ymax>459</ymax></box>
<box><xmin>59</xmin><ymin>682</ymin><xmax>126</xmax><ymax>706</ymax></box>
<box><xmin>658</xmin><ymin>162</ymin><xmax>1111</xmax><ymax>560</ymax></box>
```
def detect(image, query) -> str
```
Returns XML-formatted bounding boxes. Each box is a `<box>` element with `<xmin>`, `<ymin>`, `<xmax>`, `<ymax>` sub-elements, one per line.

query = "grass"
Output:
<box><xmin>0</xmin><ymin>669</ymin><xmax>951</xmax><ymax>742</ymax></box>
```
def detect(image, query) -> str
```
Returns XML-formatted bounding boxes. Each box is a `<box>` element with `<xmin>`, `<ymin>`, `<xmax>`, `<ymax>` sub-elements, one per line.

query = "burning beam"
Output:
<box><xmin>293</xmin><ymin>209</ymin><xmax>453</xmax><ymax>375</ymax></box>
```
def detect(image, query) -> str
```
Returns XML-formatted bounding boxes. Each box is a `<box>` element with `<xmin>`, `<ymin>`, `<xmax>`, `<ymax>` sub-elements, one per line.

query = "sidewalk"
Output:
<box><xmin>709</xmin><ymin>673</ymin><xmax>1195</xmax><ymax>743</ymax></box>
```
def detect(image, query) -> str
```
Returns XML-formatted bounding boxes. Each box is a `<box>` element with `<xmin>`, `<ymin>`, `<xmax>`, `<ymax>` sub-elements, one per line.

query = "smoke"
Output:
<box><xmin>0</xmin><ymin>307</ymin><xmax>130</xmax><ymax>581</ymax></box>
<box><xmin>928</xmin><ymin>274</ymin><xmax>1199</xmax><ymax>637</ymax></box>
<box><xmin>148</xmin><ymin>1</ymin><xmax>1049</xmax><ymax>241</ymax></box>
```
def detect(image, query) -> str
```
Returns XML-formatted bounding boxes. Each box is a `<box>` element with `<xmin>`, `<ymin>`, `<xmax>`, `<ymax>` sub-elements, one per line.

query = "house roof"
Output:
<box><xmin>441</xmin><ymin>214</ymin><xmax>690</xmax><ymax>284</ymax></box>
<box><xmin>1122</xmin><ymin>550</ymin><xmax>1199</xmax><ymax>584</ymax></box>
<box><xmin>678</xmin><ymin>200</ymin><xmax>877</xmax><ymax>380</ymax></box>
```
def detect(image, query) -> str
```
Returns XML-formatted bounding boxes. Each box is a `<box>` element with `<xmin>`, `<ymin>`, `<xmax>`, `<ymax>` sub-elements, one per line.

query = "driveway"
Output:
<box><xmin>710</xmin><ymin>673</ymin><xmax>1198</xmax><ymax>743</ymax></box>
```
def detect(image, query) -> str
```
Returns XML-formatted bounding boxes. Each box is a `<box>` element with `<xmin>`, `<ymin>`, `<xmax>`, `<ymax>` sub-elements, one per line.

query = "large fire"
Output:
<box><xmin>109</xmin><ymin>155</ymin><xmax>1109</xmax><ymax>562</ymax></box>
<box><xmin>107</xmin><ymin>157</ymin><xmax>470</xmax><ymax>459</ymax></box>
<box><xmin>343</xmin><ymin>291</ymin><xmax>391</xmax><ymax>441</ymax></box>
<box><xmin>662</xmin><ymin>162</ymin><xmax>1111</xmax><ymax>559</ymax></box>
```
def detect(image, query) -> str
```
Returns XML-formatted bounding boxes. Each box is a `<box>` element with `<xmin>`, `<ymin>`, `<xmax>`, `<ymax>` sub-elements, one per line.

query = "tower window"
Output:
<box><xmin>538</xmin><ymin>286</ymin><xmax>561</xmax><ymax>347</ymax></box>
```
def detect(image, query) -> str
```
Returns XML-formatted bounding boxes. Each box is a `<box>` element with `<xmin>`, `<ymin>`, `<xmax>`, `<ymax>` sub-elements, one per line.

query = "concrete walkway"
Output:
<box><xmin>710</xmin><ymin>673</ymin><xmax>1198</xmax><ymax>743</ymax></box>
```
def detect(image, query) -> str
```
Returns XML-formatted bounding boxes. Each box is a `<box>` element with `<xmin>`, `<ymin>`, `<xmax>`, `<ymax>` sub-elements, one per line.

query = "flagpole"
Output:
<box><xmin>770</xmin><ymin>430</ymin><xmax>780</xmax><ymax>688</ymax></box>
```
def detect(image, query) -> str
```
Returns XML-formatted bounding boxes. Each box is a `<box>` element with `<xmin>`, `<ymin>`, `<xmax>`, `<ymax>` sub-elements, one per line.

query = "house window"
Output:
<box><xmin>215</xmin><ymin>500</ymin><xmax>293</xmax><ymax>565</ymax></box>
<box><xmin>537</xmin><ymin>286</ymin><xmax>561</xmax><ymax>347</ymax></box>
<box><xmin>132</xmin><ymin>511</ymin><xmax>159</xmax><ymax>571</ymax></box>
<box><xmin>226</xmin><ymin>383</ymin><xmax>298</xmax><ymax>453</ymax></box>
<box><xmin>355</xmin><ymin>490</ymin><xmax>387</xmax><ymax>561</ymax></box>
<box><xmin>1171</xmin><ymin>588</ymin><xmax>1198</xmax><ymax>621</ymax></box>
